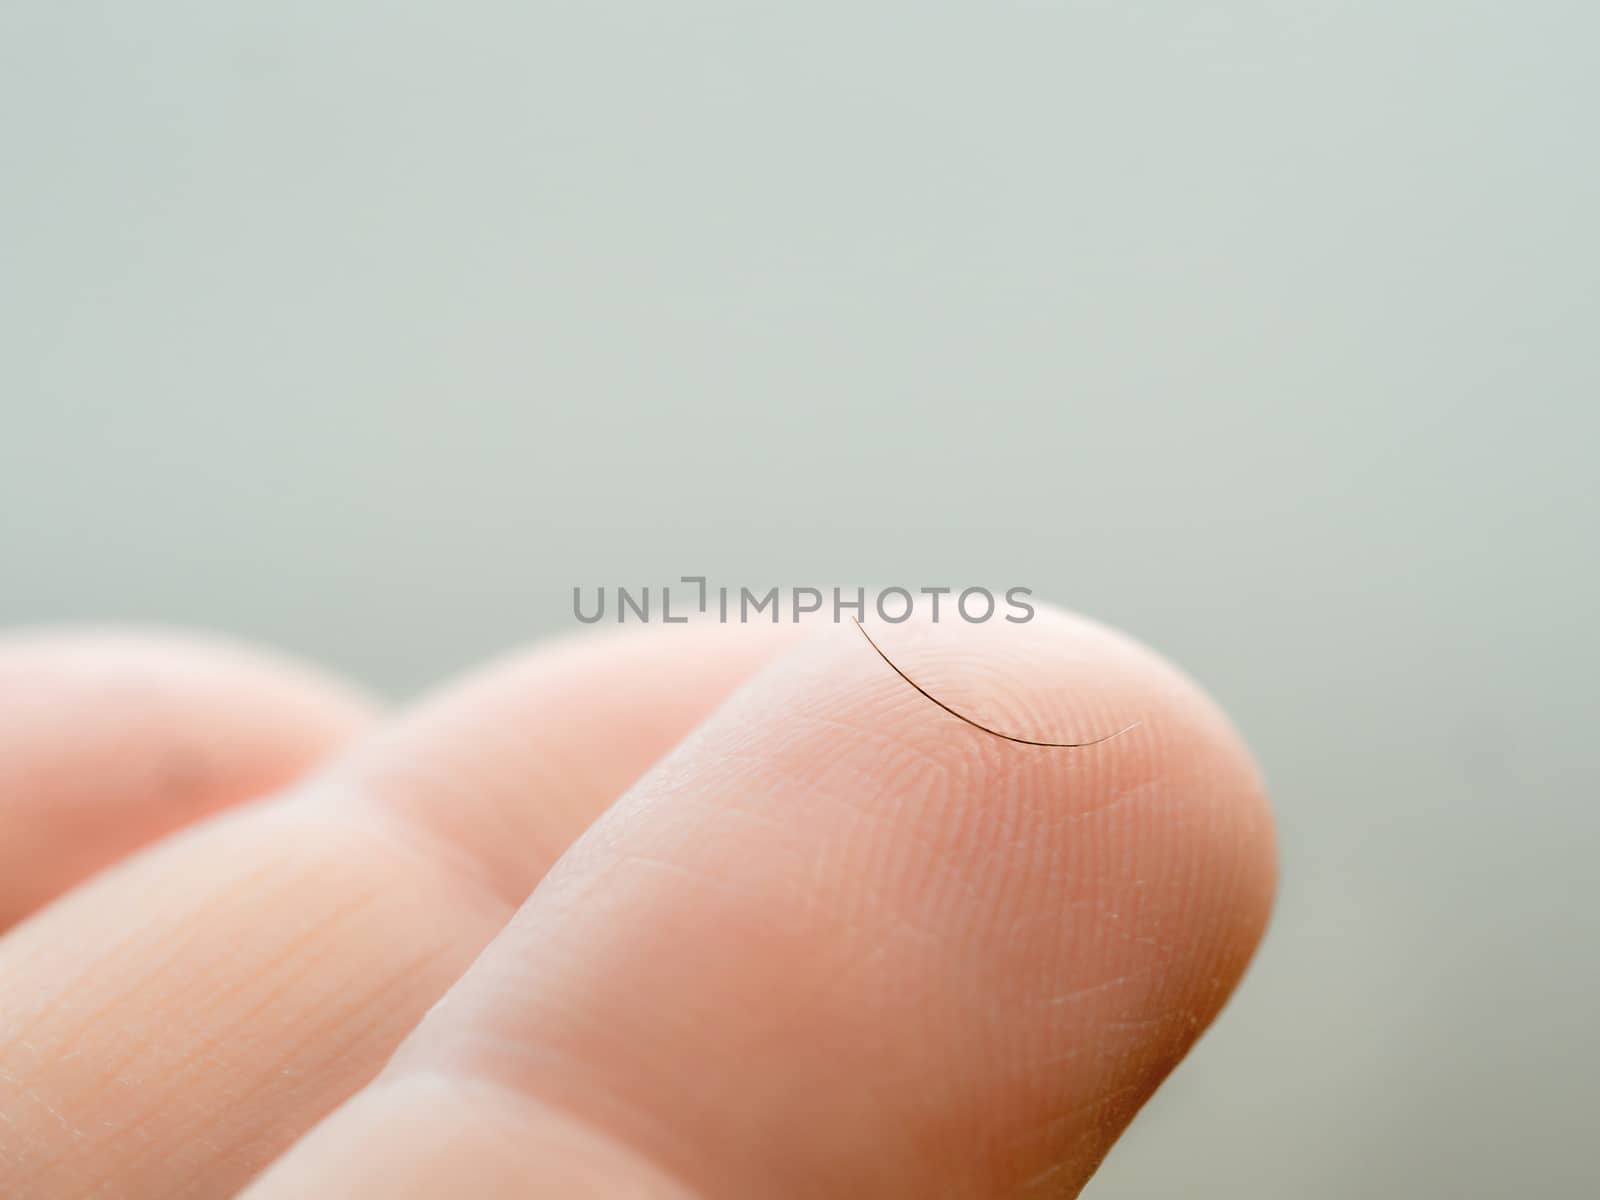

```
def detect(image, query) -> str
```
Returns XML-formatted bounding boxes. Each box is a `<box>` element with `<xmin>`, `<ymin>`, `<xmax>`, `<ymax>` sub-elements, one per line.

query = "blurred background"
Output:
<box><xmin>2</xmin><ymin>3</ymin><xmax>1595</xmax><ymax>1195</ymax></box>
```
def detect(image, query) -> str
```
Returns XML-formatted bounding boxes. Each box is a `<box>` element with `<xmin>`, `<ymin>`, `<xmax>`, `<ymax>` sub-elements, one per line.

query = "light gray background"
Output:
<box><xmin>2</xmin><ymin>4</ymin><xmax>1596</xmax><ymax>1196</ymax></box>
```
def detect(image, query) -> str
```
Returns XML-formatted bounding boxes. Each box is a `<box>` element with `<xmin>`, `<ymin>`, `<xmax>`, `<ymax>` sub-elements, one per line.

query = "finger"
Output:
<box><xmin>319</xmin><ymin>621</ymin><xmax>809</xmax><ymax>907</ymax></box>
<box><xmin>0</xmin><ymin>622</ymin><xmax>800</xmax><ymax>1200</ymax></box>
<box><xmin>248</xmin><ymin>610</ymin><xmax>1276</xmax><ymax>1199</ymax></box>
<box><xmin>0</xmin><ymin>627</ymin><xmax>376</xmax><ymax>930</ymax></box>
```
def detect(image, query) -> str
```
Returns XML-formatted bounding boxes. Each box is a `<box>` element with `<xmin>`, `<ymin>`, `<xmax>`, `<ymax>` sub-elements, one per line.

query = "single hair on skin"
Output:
<box><xmin>853</xmin><ymin>618</ymin><xmax>1139</xmax><ymax>748</ymax></box>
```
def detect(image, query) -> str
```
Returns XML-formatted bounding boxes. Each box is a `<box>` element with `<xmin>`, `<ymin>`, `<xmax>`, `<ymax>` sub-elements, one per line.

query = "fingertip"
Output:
<box><xmin>423</xmin><ymin>605</ymin><xmax>1278</xmax><ymax>1195</ymax></box>
<box><xmin>243</xmin><ymin>605</ymin><xmax>1279</xmax><ymax>1199</ymax></box>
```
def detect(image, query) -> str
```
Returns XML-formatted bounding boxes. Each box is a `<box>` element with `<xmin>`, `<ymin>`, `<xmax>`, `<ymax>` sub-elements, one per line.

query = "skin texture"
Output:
<box><xmin>244</xmin><ymin>612</ymin><xmax>1276</xmax><ymax>1199</ymax></box>
<box><xmin>0</xmin><ymin>610</ymin><xmax>1275</xmax><ymax>1199</ymax></box>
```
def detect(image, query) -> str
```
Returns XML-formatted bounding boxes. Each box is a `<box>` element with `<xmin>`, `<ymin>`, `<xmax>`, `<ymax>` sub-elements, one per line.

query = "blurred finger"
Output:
<box><xmin>0</xmin><ymin>627</ymin><xmax>376</xmax><ymax>930</ymax></box>
<box><xmin>0</xmin><ymin>622</ymin><xmax>798</xmax><ymax>1199</ymax></box>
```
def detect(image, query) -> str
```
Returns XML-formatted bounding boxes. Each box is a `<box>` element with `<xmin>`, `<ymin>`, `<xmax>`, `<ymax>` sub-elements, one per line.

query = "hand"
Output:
<box><xmin>0</xmin><ymin>610</ymin><xmax>1275</xmax><ymax>1198</ymax></box>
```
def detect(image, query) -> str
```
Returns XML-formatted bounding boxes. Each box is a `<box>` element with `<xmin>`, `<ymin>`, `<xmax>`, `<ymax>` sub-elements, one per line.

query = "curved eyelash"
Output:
<box><xmin>852</xmin><ymin>618</ymin><xmax>1140</xmax><ymax>748</ymax></box>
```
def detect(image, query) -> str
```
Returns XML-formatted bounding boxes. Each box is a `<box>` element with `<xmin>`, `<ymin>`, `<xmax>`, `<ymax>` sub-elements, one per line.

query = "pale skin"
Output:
<box><xmin>0</xmin><ymin>607</ymin><xmax>1276</xmax><ymax>1198</ymax></box>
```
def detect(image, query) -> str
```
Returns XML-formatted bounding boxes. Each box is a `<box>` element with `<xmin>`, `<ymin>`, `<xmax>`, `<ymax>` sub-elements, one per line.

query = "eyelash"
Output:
<box><xmin>853</xmin><ymin>619</ymin><xmax>1139</xmax><ymax>749</ymax></box>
